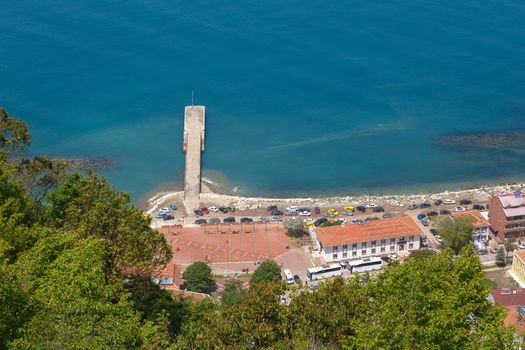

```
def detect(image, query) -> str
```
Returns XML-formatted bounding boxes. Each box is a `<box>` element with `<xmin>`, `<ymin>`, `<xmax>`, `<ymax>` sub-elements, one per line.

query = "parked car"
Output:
<box><xmin>223</xmin><ymin>217</ymin><xmax>236</xmax><ymax>223</ymax></box>
<box><xmin>286</xmin><ymin>206</ymin><xmax>299</xmax><ymax>212</ymax></box>
<box><xmin>520</xmin><ymin>242</ymin><xmax>525</xmax><ymax>249</ymax></box>
<box><xmin>314</xmin><ymin>206</ymin><xmax>321</xmax><ymax>214</ymax></box>
<box><xmin>272</xmin><ymin>210</ymin><xmax>283</xmax><ymax>216</ymax></box>
<box><xmin>194</xmin><ymin>209</ymin><xmax>204</xmax><ymax>216</ymax></box>
<box><xmin>155</xmin><ymin>213</ymin><xmax>167</xmax><ymax>219</ymax></box>
<box><xmin>218</xmin><ymin>207</ymin><xmax>228</xmax><ymax>213</ymax></box>
<box><xmin>169</xmin><ymin>203</ymin><xmax>177</xmax><ymax>210</ymax></box>
<box><xmin>314</xmin><ymin>218</ymin><xmax>328</xmax><ymax>227</ymax></box>
<box><xmin>258</xmin><ymin>216</ymin><xmax>269</xmax><ymax>223</ymax></box>
<box><xmin>200</xmin><ymin>208</ymin><xmax>210</xmax><ymax>214</ymax></box>
<box><xmin>293</xmin><ymin>275</ymin><xmax>301</xmax><ymax>283</ymax></box>
<box><xmin>429</xmin><ymin>228</ymin><xmax>438</xmax><ymax>235</ymax></box>
<box><xmin>344</xmin><ymin>206</ymin><xmax>355</xmax><ymax>212</ymax></box>
<box><xmin>352</xmin><ymin>218</ymin><xmax>364</xmax><ymax>224</ymax></box>
<box><xmin>194</xmin><ymin>219</ymin><xmax>207</xmax><ymax>225</ymax></box>
<box><xmin>299</xmin><ymin>208</ymin><xmax>311</xmax><ymax>216</ymax></box>
<box><xmin>454</xmin><ymin>206</ymin><xmax>466</xmax><ymax>212</ymax></box>
<box><xmin>420</xmin><ymin>235</ymin><xmax>427</xmax><ymax>242</ymax></box>
<box><xmin>270</xmin><ymin>216</ymin><xmax>283</xmax><ymax>222</ymax></box>
<box><xmin>356</xmin><ymin>206</ymin><xmax>367</xmax><ymax>213</ymax></box>
<box><xmin>459</xmin><ymin>199</ymin><xmax>472</xmax><ymax>205</ymax></box>
<box><xmin>434</xmin><ymin>199</ymin><xmax>443</xmax><ymax>206</ymax></box>
<box><xmin>366</xmin><ymin>203</ymin><xmax>378</xmax><ymax>208</ymax></box>
<box><xmin>419</xmin><ymin>203</ymin><xmax>431</xmax><ymax>208</ymax></box>
<box><xmin>427</xmin><ymin>210</ymin><xmax>439</xmax><ymax>217</ymax></box>
<box><xmin>266</xmin><ymin>205</ymin><xmax>278</xmax><ymax>212</ymax></box>
<box><xmin>342</xmin><ymin>210</ymin><xmax>354</xmax><ymax>216</ymax></box>
<box><xmin>439</xmin><ymin>209</ymin><xmax>451</xmax><ymax>215</ymax></box>
<box><xmin>427</xmin><ymin>243</ymin><xmax>433</xmax><ymax>250</ymax></box>
<box><xmin>163</xmin><ymin>214</ymin><xmax>174</xmax><ymax>221</ymax></box>
<box><xmin>408</xmin><ymin>203</ymin><xmax>419</xmax><ymax>210</ymax></box>
<box><xmin>421</xmin><ymin>219</ymin><xmax>430</xmax><ymax>226</ymax></box>
<box><xmin>208</xmin><ymin>206</ymin><xmax>219</xmax><ymax>212</ymax></box>
<box><xmin>417</xmin><ymin>213</ymin><xmax>426</xmax><ymax>220</ymax></box>
<box><xmin>373</xmin><ymin>206</ymin><xmax>385</xmax><ymax>212</ymax></box>
<box><xmin>209</xmin><ymin>218</ymin><xmax>220</xmax><ymax>224</ymax></box>
<box><xmin>240</xmin><ymin>217</ymin><xmax>253</xmax><ymax>223</ymax></box>
<box><xmin>159</xmin><ymin>207</ymin><xmax>170</xmax><ymax>214</ymax></box>
<box><xmin>285</xmin><ymin>209</ymin><xmax>298</xmax><ymax>216</ymax></box>
<box><xmin>473</xmin><ymin>204</ymin><xmax>485</xmax><ymax>210</ymax></box>
<box><xmin>443</xmin><ymin>199</ymin><xmax>456</xmax><ymax>205</ymax></box>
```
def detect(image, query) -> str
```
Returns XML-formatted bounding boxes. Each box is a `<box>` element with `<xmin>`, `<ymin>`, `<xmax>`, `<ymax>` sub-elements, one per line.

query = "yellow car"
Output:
<box><xmin>344</xmin><ymin>206</ymin><xmax>355</xmax><ymax>212</ymax></box>
<box><xmin>306</xmin><ymin>221</ymin><xmax>315</xmax><ymax>227</ymax></box>
<box><xmin>328</xmin><ymin>209</ymin><xmax>339</xmax><ymax>216</ymax></box>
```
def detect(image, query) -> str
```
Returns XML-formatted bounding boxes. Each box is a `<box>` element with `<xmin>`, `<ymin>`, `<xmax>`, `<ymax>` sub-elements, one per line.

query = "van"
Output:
<box><xmin>284</xmin><ymin>269</ymin><xmax>294</xmax><ymax>285</ymax></box>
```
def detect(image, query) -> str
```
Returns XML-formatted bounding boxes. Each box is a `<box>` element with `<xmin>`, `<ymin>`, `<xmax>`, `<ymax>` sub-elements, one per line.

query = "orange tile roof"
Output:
<box><xmin>503</xmin><ymin>306</ymin><xmax>525</xmax><ymax>334</ymax></box>
<box><xmin>315</xmin><ymin>216</ymin><xmax>422</xmax><ymax>247</ymax></box>
<box><xmin>451</xmin><ymin>210</ymin><xmax>490</xmax><ymax>229</ymax></box>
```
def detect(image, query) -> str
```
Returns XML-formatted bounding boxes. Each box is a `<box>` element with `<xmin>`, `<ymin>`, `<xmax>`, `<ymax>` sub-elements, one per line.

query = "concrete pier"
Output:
<box><xmin>183</xmin><ymin>105</ymin><xmax>205</xmax><ymax>213</ymax></box>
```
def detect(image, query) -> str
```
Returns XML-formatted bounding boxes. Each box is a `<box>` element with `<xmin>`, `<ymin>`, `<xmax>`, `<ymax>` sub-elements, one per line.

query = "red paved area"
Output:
<box><xmin>160</xmin><ymin>223</ymin><xmax>296</xmax><ymax>266</ymax></box>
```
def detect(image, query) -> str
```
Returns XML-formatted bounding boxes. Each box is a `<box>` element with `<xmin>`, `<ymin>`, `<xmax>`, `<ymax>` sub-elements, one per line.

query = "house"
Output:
<box><xmin>512</xmin><ymin>251</ymin><xmax>525</xmax><ymax>287</ymax></box>
<box><xmin>489</xmin><ymin>191</ymin><xmax>525</xmax><ymax>241</ymax></box>
<box><xmin>450</xmin><ymin>210</ymin><xmax>490</xmax><ymax>243</ymax></box>
<box><xmin>490</xmin><ymin>288</ymin><xmax>525</xmax><ymax>346</ymax></box>
<box><xmin>310</xmin><ymin>216</ymin><xmax>423</xmax><ymax>262</ymax></box>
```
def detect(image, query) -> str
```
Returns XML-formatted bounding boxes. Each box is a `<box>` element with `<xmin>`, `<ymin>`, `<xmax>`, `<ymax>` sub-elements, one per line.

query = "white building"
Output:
<box><xmin>311</xmin><ymin>216</ymin><xmax>423</xmax><ymax>262</ymax></box>
<box><xmin>450</xmin><ymin>210</ymin><xmax>490</xmax><ymax>243</ymax></box>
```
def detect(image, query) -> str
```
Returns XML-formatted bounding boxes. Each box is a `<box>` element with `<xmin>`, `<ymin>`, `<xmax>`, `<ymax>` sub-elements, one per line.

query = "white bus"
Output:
<box><xmin>283</xmin><ymin>269</ymin><xmax>294</xmax><ymax>285</ymax></box>
<box><xmin>347</xmin><ymin>257</ymin><xmax>383</xmax><ymax>274</ymax></box>
<box><xmin>307</xmin><ymin>263</ymin><xmax>343</xmax><ymax>281</ymax></box>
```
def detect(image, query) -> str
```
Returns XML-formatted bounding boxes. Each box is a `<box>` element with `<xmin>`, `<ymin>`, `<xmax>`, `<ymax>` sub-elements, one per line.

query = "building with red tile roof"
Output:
<box><xmin>311</xmin><ymin>216</ymin><xmax>423</xmax><ymax>262</ymax></box>
<box><xmin>451</xmin><ymin>210</ymin><xmax>490</xmax><ymax>242</ymax></box>
<box><xmin>490</xmin><ymin>288</ymin><xmax>525</xmax><ymax>341</ymax></box>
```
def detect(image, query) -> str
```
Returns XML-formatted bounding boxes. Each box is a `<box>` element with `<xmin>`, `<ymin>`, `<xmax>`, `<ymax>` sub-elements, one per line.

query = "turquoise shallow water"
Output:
<box><xmin>1</xmin><ymin>0</ymin><xmax>525</xmax><ymax>201</ymax></box>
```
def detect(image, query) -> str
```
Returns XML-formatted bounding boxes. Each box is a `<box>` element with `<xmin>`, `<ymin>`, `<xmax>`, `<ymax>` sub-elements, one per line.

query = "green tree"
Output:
<box><xmin>284</xmin><ymin>217</ymin><xmax>308</xmax><ymax>237</ymax></box>
<box><xmin>182</xmin><ymin>262</ymin><xmax>215</xmax><ymax>293</ymax></box>
<box><xmin>496</xmin><ymin>246</ymin><xmax>507</xmax><ymax>267</ymax></box>
<box><xmin>250</xmin><ymin>260</ymin><xmax>282</xmax><ymax>285</ymax></box>
<box><xmin>0</xmin><ymin>107</ymin><xmax>31</xmax><ymax>160</ymax></box>
<box><xmin>503</xmin><ymin>239</ymin><xmax>516</xmax><ymax>259</ymax></box>
<box><xmin>221</xmin><ymin>279</ymin><xmax>246</xmax><ymax>306</ymax></box>
<box><xmin>435</xmin><ymin>215</ymin><xmax>474</xmax><ymax>254</ymax></box>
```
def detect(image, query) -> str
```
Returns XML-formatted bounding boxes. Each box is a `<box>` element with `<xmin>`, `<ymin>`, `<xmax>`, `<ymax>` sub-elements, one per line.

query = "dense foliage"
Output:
<box><xmin>182</xmin><ymin>261</ymin><xmax>215</xmax><ymax>293</ymax></box>
<box><xmin>250</xmin><ymin>260</ymin><xmax>282</xmax><ymax>285</ymax></box>
<box><xmin>0</xmin><ymin>108</ymin><xmax>517</xmax><ymax>349</ymax></box>
<box><xmin>435</xmin><ymin>215</ymin><xmax>475</xmax><ymax>254</ymax></box>
<box><xmin>284</xmin><ymin>217</ymin><xmax>308</xmax><ymax>237</ymax></box>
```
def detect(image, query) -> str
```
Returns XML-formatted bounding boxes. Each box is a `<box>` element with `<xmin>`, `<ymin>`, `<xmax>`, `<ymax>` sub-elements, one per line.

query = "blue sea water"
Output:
<box><xmin>1</xmin><ymin>0</ymin><xmax>525</xmax><ymax>201</ymax></box>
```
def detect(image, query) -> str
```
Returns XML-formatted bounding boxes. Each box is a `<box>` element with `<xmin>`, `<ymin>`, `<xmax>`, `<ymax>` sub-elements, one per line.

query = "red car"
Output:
<box><xmin>200</xmin><ymin>208</ymin><xmax>210</xmax><ymax>214</ymax></box>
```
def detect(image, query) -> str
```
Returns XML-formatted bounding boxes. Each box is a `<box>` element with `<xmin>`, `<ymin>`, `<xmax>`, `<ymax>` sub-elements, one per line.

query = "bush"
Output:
<box><xmin>182</xmin><ymin>262</ymin><xmax>215</xmax><ymax>293</ymax></box>
<box><xmin>284</xmin><ymin>217</ymin><xmax>308</xmax><ymax>237</ymax></box>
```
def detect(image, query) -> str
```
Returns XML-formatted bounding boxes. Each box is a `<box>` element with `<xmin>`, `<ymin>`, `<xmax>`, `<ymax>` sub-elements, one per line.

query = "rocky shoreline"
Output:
<box><xmin>146</xmin><ymin>180</ymin><xmax>525</xmax><ymax>213</ymax></box>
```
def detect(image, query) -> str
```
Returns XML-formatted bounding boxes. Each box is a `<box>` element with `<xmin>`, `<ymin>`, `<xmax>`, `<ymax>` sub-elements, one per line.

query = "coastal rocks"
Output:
<box><xmin>57</xmin><ymin>157</ymin><xmax>117</xmax><ymax>170</ymax></box>
<box><xmin>146</xmin><ymin>182</ymin><xmax>525</xmax><ymax>213</ymax></box>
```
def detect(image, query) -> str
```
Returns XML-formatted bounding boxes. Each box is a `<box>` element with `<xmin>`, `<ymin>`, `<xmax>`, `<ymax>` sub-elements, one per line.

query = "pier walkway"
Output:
<box><xmin>183</xmin><ymin>105</ymin><xmax>205</xmax><ymax>212</ymax></box>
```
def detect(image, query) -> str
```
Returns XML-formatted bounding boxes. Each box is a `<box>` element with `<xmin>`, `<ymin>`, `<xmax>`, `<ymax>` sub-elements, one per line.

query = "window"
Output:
<box><xmin>390</xmin><ymin>245</ymin><xmax>395</xmax><ymax>252</ymax></box>
<box><xmin>361</xmin><ymin>242</ymin><xmax>367</xmax><ymax>254</ymax></box>
<box><xmin>352</xmin><ymin>243</ymin><xmax>357</xmax><ymax>250</ymax></box>
<box><xmin>333</xmin><ymin>246</ymin><xmax>338</xmax><ymax>259</ymax></box>
<box><xmin>381</xmin><ymin>246</ymin><xmax>385</xmax><ymax>252</ymax></box>
<box><xmin>409</xmin><ymin>235</ymin><xmax>414</xmax><ymax>242</ymax></box>
<box><xmin>343</xmin><ymin>252</ymin><xmax>348</xmax><ymax>258</ymax></box>
<box><xmin>409</xmin><ymin>243</ymin><xmax>414</xmax><ymax>249</ymax></box>
<box><xmin>343</xmin><ymin>244</ymin><xmax>348</xmax><ymax>252</ymax></box>
<box><xmin>371</xmin><ymin>240</ymin><xmax>376</xmax><ymax>247</ymax></box>
<box><xmin>371</xmin><ymin>248</ymin><xmax>376</xmax><ymax>254</ymax></box>
<box><xmin>352</xmin><ymin>251</ymin><xmax>357</xmax><ymax>257</ymax></box>
<box><xmin>381</xmin><ymin>239</ymin><xmax>386</xmax><ymax>246</ymax></box>
<box><xmin>399</xmin><ymin>243</ymin><xmax>405</xmax><ymax>251</ymax></box>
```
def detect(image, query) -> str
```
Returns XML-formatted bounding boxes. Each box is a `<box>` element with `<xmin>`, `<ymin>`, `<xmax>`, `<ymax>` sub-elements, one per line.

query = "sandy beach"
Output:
<box><xmin>146</xmin><ymin>178</ymin><xmax>525</xmax><ymax>214</ymax></box>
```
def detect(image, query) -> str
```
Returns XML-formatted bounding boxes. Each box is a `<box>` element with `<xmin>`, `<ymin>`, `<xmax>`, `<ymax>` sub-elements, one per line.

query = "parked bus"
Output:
<box><xmin>347</xmin><ymin>257</ymin><xmax>383</xmax><ymax>274</ymax></box>
<box><xmin>307</xmin><ymin>263</ymin><xmax>342</xmax><ymax>281</ymax></box>
<box><xmin>283</xmin><ymin>269</ymin><xmax>294</xmax><ymax>285</ymax></box>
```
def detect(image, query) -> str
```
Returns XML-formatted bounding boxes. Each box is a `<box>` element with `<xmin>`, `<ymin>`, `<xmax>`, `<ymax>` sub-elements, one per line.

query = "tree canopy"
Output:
<box><xmin>284</xmin><ymin>217</ymin><xmax>308</xmax><ymax>237</ymax></box>
<box><xmin>435</xmin><ymin>215</ymin><xmax>475</xmax><ymax>254</ymax></box>
<box><xmin>182</xmin><ymin>262</ymin><xmax>215</xmax><ymax>293</ymax></box>
<box><xmin>250</xmin><ymin>260</ymin><xmax>282</xmax><ymax>285</ymax></box>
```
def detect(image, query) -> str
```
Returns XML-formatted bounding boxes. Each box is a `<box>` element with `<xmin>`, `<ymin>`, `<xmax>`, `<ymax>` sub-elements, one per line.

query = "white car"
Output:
<box><xmin>520</xmin><ymin>243</ymin><xmax>525</xmax><ymax>249</ymax></box>
<box><xmin>443</xmin><ymin>199</ymin><xmax>456</xmax><ymax>205</ymax></box>
<box><xmin>286</xmin><ymin>206</ymin><xmax>299</xmax><ymax>211</ymax></box>
<box><xmin>366</xmin><ymin>203</ymin><xmax>378</xmax><ymax>208</ymax></box>
<box><xmin>208</xmin><ymin>206</ymin><xmax>219</xmax><ymax>212</ymax></box>
<box><xmin>454</xmin><ymin>206</ymin><xmax>466</xmax><ymax>212</ymax></box>
<box><xmin>159</xmin><ymin>207</ymin><xmax>170</xmax><ymax>214</ymax></box>
<box><xmin>336</xmin><ymin>218</ymin><xmax>347</xmax><ymax>224</ymax></box>
<box><xmin>299</xmin><ymin>210</ymin><xmax>311</xmax><ymax>216</ymax></box>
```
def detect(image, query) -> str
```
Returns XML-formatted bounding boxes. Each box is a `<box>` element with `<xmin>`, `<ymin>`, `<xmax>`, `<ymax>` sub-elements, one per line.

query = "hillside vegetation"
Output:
<box><xmin>0</xmin><ymin>108</ymin><xmax>515</xmax><ymax>349</ymax></box>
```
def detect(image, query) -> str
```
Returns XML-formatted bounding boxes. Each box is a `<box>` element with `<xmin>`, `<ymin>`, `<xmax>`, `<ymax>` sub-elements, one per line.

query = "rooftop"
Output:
<box><xmin>315</xmin><ymin>216</ymin><xmax>422</xmax><ymax>247</ymax></box>
<box><xmin>515</xmin><ymin>250</ymin><xmax>525</xmax><ymax>262</ymax></box>
<box><xmin>451</xmin><ymin>210</ymin><xmax>490</xmax><ymax>229</ymax></box>
<box><xmin>503</xmin><ymin>306</ymin><xmax>525</xmax><ymax>334</ymax></box>
<box><xmin>491</xmin><ymin>288</ymin><xmax>525</xmax><ymax>306</ymax></box>
<box><xmin>497</xmin><ymin>193</ymin><xmax>525</xmax><ymax>217</ymax></box>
